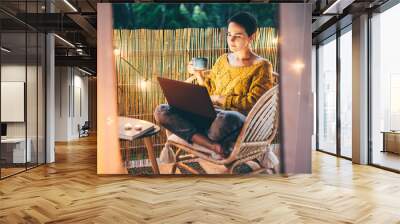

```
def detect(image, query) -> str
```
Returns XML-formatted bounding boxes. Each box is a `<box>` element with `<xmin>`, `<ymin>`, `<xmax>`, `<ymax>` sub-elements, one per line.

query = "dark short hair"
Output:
<box><xmin>227</xmin><ymin>12</ymin><xmax>258</xmax><ymax>36</ymax></box>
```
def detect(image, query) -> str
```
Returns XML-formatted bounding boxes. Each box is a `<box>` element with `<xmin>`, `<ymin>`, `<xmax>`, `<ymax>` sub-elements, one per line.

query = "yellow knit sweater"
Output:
<box><xmin>203</xmin><ymin>53</ymin><xmax>276</xmax><ymax>115</ymax></box>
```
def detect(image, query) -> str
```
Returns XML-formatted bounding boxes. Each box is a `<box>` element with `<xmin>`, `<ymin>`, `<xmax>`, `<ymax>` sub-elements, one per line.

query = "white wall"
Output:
<box><xmin>54</xmin><ymin>67</ymin><xmax>89</xmax><ymax>141</ymax></box>
<box><xmin>55</xmin><ymin>67</ymin><xmax>69</xmax><ymax>141</ymax></box>
<box><xmin>1</xmin><ymin>64</ymin><xmax>46</xmax><ymax>163</ymax></box>
<box><xmin>1</xmin><ymin>65</ymin><xmax>27</xmax><ymax>139</ymax></box>
<box><xmin>1</xmin><ymin>65</ymin><xmax>40</xmax><ymax>137</ymax></box>
<box><xmin>72</xmin><ymin>73</ymin><xmax>89</xmax><ymax>138</ymax></box>
<box><xmin>1</xmin><ymin>65</ymin><xmax>25</xmax><ymax>125</ymax></box>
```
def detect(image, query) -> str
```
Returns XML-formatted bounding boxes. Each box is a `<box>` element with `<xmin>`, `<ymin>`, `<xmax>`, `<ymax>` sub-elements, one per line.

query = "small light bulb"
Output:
<box><xmin>272</xmin><ymin>37</ymin><xmax>279</xmax><ymax>45</ymax></box>
<box><xmin>140</xmin><ymin>79</ymin><xmax>148</xmax><ymax>91</ymax></box>
<box><xmin>113</xmin><ymin>48</ymin><xmax>121</xmax><ymax>56</ymax></box>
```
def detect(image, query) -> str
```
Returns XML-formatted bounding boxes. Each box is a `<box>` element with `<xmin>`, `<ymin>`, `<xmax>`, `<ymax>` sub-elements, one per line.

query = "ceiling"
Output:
<box><xmin>1</xmin><ymin>0</ymin><xmax>98</xmax><ymax>74</ymax></box>
<box><xmin>0</xmin><ymin>0</ymin><xmax>393</xmax><ymax>75</ymax></box>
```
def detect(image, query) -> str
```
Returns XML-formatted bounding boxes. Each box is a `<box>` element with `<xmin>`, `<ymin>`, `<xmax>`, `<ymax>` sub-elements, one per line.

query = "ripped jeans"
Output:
<box><xmin>154</xmin><ymin>104</ymin><xmax>246</xmax><ymax>157</ymax></box>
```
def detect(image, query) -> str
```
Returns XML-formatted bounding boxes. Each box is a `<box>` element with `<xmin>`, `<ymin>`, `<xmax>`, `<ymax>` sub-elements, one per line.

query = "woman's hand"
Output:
<box><xmin>210</xmin><ymin>95</ymin><xmax>226</xmax><ymax>106</ymax></box>
<box><xmin>187</xmin><ymin>61</ymin><xmax>205</xmax><ymax>85</ymax></box>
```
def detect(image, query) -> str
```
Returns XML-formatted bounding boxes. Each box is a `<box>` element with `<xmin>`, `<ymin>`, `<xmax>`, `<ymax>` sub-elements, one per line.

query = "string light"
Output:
<box><xmin>140</xmin><ymin>79</ymin><xmax>148</xmax><ymax>91</ymax></box>
<box><xmin>272</xmin><ymin>37</ymin><xmax>279</xmax><ymax>45</ymax></box>
<box><xmin>115</xmin><ymin>49</ymin><xmax>150</xmax><ymax>91</ymax></box>
<box><xmin>113</xmin><ymin>48</ymin><xmax>121</xmax><ymax>56</ymax></box>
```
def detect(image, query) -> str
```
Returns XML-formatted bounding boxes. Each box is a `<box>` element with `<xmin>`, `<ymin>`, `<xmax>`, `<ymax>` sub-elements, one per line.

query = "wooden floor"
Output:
<box><xmin>0</xmin><ymin>167</ymin><xmax>26</xmax><ymax>178</ymax></box>
<box><xmin>1</xmin><ymin>135</ymin><xmax>400</xmax><ymax>223</ymax></box>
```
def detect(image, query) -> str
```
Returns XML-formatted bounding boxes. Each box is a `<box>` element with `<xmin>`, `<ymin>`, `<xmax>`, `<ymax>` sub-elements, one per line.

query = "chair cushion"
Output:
<box><xmin>167</xmin><ymin>134</ymin><xmax>223</xmax><ymax>160</ymax></box>
<box><xmin>159</xmin><ymin>145</ymin><xmax>176</xmax><ymax>164</ymax></box>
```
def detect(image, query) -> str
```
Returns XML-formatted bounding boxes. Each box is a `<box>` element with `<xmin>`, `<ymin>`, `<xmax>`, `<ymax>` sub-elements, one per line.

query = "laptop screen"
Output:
<box><xmin>1</xmin><ymin>123</ymin><xmax>7</xmax><ymax>137</ymax></box>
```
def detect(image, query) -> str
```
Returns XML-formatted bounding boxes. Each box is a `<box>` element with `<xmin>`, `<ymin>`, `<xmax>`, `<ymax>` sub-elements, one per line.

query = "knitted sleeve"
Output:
<box><xmin>223</xmin><ymin>61</ymin><xmax>275</xmax><ymax>114</ymax></box>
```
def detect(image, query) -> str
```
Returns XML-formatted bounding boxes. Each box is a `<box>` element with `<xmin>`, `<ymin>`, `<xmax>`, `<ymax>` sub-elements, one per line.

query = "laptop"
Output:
<box><xmin>1</xmin><ymin>123</ymin><xmax>7</xmax><ymax>140</ymax></box>
<box><xmin>157</xmin><ymin>77</ymin><xmax>217</xmax><ymax>129</ymax></box>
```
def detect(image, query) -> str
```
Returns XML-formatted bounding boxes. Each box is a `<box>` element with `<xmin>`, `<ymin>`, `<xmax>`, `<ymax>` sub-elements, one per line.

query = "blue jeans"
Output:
<box><xmin>154</xmin><ymin>104</ymin><xmax>246</xmax><ymax>157</ymax></box>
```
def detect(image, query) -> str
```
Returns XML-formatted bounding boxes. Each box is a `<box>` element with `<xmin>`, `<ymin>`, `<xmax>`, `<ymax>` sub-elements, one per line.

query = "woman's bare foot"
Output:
<box><xmin>212</xmin><ymin>143</ymin><xmax>224</xmax><ymax>156</ymax></box>
<box><xmin>191</xmin><ymin>134</ymin><xmax>224</xmax><ymax>157</ymax></box>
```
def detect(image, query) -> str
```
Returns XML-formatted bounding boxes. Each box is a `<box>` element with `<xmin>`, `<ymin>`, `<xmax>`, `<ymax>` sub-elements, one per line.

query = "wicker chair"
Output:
<box><xmin>163</xmin><ymin>77</ymin><xmax>280</xmax><ymax>174</ymax></box>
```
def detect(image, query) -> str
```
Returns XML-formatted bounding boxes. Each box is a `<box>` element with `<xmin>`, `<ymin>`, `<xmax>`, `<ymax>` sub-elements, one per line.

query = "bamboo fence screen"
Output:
<box><xmin>113</xmin><ymin>27</ymin><xmax>278</xmax><ymax>167</ymax></box>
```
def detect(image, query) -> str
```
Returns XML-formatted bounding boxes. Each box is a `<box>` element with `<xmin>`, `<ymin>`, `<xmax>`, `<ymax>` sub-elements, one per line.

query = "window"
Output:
<box><xmin>0</xmin><ymin>1</ymin><xmax>47</xmax><ymax>179</ymax></box>
<box><xmin>370</xmin><ymin>2</ymin><xmax>400</xmax><ymax>171</ymax></box>
<box><xmin>317</xmin><ymin>36</ymin><xmax>337</xmax><ymax>154</ymax></box>
<box><xmin>339</xmin><ymin>29</ymin><xmax>352</xmax><ymax>158</ymax></box>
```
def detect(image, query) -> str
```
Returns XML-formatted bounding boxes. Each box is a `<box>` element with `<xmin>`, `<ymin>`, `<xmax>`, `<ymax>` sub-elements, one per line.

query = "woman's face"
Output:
<box><xmin>227</xmin><ymin>22</ymin><xmax>254</xmax><ymax>53</ymax></box>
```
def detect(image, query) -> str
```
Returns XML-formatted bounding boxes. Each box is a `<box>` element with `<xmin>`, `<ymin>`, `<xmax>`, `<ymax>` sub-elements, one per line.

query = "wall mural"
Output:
<box><xmin>109</xmin><ymin>3</ymin><xmax>281</xmax><ymax>175</ymax></box>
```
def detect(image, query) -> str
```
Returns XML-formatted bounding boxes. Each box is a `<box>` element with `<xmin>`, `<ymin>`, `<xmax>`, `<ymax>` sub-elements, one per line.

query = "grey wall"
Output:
<box><xmin>280</xmin><ymin>3</ymin><xmax>313</xmax><ymax>174</ymax></box>
<box><xmin>352</xmin><ymin>14</ymin><xmax>369</xmax><ymax>164</ymax></box>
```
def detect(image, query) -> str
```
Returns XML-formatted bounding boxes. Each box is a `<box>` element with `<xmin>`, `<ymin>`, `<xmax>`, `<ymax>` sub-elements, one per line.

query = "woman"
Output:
<box><xmin>154</xmin><ymin>12</ymin><xmax>276</xmax><ymax>158</ymax></box>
